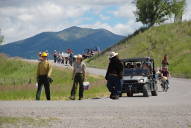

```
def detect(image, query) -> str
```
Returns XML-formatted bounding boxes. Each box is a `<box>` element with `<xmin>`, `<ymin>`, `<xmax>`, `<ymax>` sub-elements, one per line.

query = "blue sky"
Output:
<box><xmin>0</xmin><ymin>0</ymin><xmax>190</xmax><ymax>44</ymax></box>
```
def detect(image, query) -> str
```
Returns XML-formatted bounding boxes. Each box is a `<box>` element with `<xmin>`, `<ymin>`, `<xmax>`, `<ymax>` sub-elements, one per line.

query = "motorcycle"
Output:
<box><xmin>160</xmin><ymin>76</ymin><xmax>169</xmax><ymax>92</ymax></box>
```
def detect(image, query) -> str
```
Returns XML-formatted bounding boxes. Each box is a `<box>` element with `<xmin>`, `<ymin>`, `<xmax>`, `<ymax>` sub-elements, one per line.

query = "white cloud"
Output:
<box><xmin>0</xmin><ymin>0</ymin><xmax>190</xmax><ymax>44</ymax></box>
<box><xmin>113</xmin><ymin>2</ymin><xmax>136</xmax><ymax>19</ymax></box>
<box><xmin>89</xmin><ymin>0</ymin><xmax>143</xmax><ymax>36</ymax></box>
<box><xmin>183</xmin><ymin>0</ymin><xmax>191</xmax><ymax>20</ymax></box>
<box><xmin>18</xmin><ymin>14</ymin><xmax>33</xmax><ymax>22</ymax></box>
<box><xmin>99</xmin><ymin>14</ymin><xmax>110</xmax><ymax>21</ymax></box>
<box><xmin>0</xmin><ymin>1</ymin><xmax>89</xmax><ymax>43</ymax></box>
<box><xmin>0</xmin><ymin>0</ymin><xmax>129</xmax><ymax>8</ymax></box>
<box><xmin>80</xmin><ymin>20</ymin><xmax>142</xmax><ymax>36</ymax></box>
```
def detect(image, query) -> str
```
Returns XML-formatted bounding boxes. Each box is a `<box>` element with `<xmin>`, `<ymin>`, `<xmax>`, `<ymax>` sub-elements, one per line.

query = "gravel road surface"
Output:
<box><xmin>0</xmin><ymin>62</ymin><xmax>191</xmax><ymax>128</ymax></box>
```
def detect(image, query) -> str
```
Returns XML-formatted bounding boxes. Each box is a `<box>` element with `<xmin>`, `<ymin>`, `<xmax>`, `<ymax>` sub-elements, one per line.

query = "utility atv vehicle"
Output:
<box><xmin>121</xmin><ymin>58</ymin><xmax>158</xmax><ymax>97</ymax></box>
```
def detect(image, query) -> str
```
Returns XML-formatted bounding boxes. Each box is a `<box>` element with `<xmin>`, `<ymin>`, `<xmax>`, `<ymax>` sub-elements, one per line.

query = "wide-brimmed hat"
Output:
<box><xmin>76</xmin><ymin>54</ymin><xmax>83</xmax><ymax>59</ymax></box>
<box><xmin>109</xmin><ymin>52</ymin><xmax>118</xmax><ymax>59</ymax></box>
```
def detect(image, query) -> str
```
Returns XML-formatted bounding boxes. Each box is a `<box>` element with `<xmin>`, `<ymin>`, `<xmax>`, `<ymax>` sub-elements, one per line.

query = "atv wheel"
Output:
<box><xmin>143</xmin><ymin>84</ymin><xmax>149</xmax><ymax>97</ymax></box>
<box><xmin>151</xmin><ymin>91</ymin><xmax>158</xmax><ymax>96</ymax></box>
<box><xmin>127</xmin><ymin>91</ymin><xmax>133</xmax><ymax>97</ymax></box>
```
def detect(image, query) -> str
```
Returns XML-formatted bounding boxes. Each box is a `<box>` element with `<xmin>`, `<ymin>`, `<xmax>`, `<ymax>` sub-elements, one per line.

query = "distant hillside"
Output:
<box><xmin>87</xmin><ymin>21</ymin><xmax>191</xmax><ymax>78</ymax></box>
<box><xmin>0</xmin><ymin>26</ymin><xmax>125</xmax><ymax>59</ymax></box>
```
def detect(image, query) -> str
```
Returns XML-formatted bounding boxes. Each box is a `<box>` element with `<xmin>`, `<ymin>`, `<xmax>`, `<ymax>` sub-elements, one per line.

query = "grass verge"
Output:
<box><xmin>0</xmin><ymin>54</ymin><xmax>108</xmax><ymax>100</ymax></box>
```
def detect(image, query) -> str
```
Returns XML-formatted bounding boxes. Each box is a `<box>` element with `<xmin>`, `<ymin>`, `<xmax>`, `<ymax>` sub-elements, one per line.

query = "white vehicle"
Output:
<box><xmin>121</xmin><ymin>58</ymin><xmax>158</xmax><ymax>97</ymax></box>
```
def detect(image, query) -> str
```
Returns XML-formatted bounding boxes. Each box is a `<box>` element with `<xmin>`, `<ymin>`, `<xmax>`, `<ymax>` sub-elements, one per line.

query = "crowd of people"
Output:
<box><xmin>53</xmin><ymin>50</ymin><xmax>74</xmax><ymax>66</ymax></box>
<box><xmin>82</xmin><ymin>48</ymin><xmax>100</xmax><ymax>59</ymax></box>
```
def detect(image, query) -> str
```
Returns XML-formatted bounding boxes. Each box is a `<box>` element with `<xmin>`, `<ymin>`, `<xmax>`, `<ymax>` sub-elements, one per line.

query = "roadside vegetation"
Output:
<box><xmin>0</xmin><ymin>116</ymin><xmax>58</xmax><ymax>128</ymax></box>
<box><xmin>135</xmin><ymin>0</ymin><xmax>185</xmax><ymax>26</ymax></box>
<box><xmin>0</xmin><ymin>54</ymin><xmax>108</xmax><ymax>100</ymax></box>
<box><xmin>87</xmin><ymin>21</ymin><xmax>191</xmax><ymax>78</ymax></box>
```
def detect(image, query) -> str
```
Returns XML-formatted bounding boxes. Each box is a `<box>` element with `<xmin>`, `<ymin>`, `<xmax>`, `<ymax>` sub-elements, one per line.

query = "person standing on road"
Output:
<box><xmin>69</xmin><ymin>53</ymin><xmax>74</xmax><ymax>66</ymax></box>
<box><xmin>105</xmin><ymin>52</ymin><xmax>123</xmax><ymax>100</ymax></box>
<box><xmin>70</xmin><ymin>54</ymin><xmax>86</xmax><ymax>100</ymax></box>
<box><xmin>36</xmin><ymin>52</ymin><xmax>53</xmax><ymax>100</ymax></box>
<box><xmin>38</xmin><ymin>52</ymin><xmax>42</xmax><ymax>61</ymax></box>
<box><xmin>53</xmin><ymin>50</ymin><xmax>57</xmax><ymax>63</ymax></box>
<box><xmin>162</xmin><ymin>54</ymin><xmax>169</xmax><ymax>68</ymax></box>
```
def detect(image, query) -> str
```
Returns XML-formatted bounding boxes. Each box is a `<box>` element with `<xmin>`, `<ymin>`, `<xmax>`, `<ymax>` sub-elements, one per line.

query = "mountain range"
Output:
<box><xmin>0</xmin><ymin>26</ymin><xmax>125</xmax><ymax>59</ymax></box>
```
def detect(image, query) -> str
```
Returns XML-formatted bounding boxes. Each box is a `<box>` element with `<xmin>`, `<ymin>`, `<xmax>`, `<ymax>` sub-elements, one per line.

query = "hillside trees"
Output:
<box><xmin>171</xmin><ymin>0</ymin><xmax>185</xmax><ymax>22</ymax></box>
<box><xmin>135</xmin><ymin>0</ymin><xmax>185</xmax><ymax>27</ymax></box>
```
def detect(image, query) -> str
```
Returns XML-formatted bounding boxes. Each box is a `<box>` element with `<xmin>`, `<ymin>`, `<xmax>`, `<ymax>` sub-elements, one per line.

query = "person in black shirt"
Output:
<box><xmin>161</xmin><ymin>67</ymin><xmax>170</xmax><ymax>88</ymax></box>
<box><xmin>105</xmin><ymin>52</ymin><xmax>123</xmax><ymax>100</ymax></box>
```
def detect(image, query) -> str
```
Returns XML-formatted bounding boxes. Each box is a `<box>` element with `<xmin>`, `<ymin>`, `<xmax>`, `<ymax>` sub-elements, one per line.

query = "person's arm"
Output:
<box><xmin>37</xmin><ymin>63</ymin><xmax>40</xmax><ymax>81</ymax></box>
<box><xmin>167</xmin><ymin>71</ymin><xmax>170</xmax><ymax>78</ymax></box>
<box><xmin>47</xmin><ymin>63</ymin><xmax>52</xmax><ymax>77</ymax></box>
<box><xmin>72</xmin><ymin>64</ymin><xmax>76</xmax><ymax>80</ymax></box>
<box><xmin>161</xmin><ymin>71</ymin><xmax>164</xmax><ymax>77</ymax></box>
<box><xmin>118</xmin><ymin>62</ymin><xmax>124</xmax><ymax>79</ymax></box>
<box><xmin>82</xmin><ymin>63</ymin><xmax>86</xmax><ymax>80</ymax></box>
<box><xmin>72</xmin><ymin>70</ymin><xmax>75</xmax><ymax>80</ymax></box>
<box><xmin>105</xmin><ymin>63</ymin><xmax>111</xmax><ymax>80</ymax></box>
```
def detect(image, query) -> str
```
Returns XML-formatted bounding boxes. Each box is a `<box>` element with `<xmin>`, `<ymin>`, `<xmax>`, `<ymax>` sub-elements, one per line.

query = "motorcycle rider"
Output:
<box><xmin>161</xmin><ymin>67</ymin><xmax>170</xmax><ymax>89</ymax></box>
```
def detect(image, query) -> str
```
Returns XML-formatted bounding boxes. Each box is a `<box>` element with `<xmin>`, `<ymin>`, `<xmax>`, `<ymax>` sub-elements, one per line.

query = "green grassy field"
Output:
<box><xmin>0</xmin><ymin>54</ymin><xmax>108</xmax><ymax>100</ymax></box>
<box><xmin>87</xmin><ymin>21</ymin><xmax>191</xmax><ymax>78</ymax></box>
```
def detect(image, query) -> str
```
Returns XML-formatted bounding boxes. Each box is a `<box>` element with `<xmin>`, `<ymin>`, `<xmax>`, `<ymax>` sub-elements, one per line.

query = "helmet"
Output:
<box><xmin>41</xmin><ymin>52</ymin><xmax>48</xmax><ymax>57</ymax></box>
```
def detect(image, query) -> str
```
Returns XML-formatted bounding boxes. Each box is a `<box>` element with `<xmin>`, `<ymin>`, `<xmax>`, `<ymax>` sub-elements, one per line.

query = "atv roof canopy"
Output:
<box><xmin>121</xmin><ymin>57</ymin><xmax>155</xmax><ymax>74</ymax></box>
<box><xmin>121</xmin><ymin>57</ymin><xmax>154</xmax><ymax>62</ymax></box>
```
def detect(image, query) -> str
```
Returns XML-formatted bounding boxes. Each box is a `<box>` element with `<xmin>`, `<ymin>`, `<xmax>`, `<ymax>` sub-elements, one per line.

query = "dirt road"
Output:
<box><xmin>0</xmin><ymin>62</ymin><xmax>191</xmax><ymax>128</ymax></box>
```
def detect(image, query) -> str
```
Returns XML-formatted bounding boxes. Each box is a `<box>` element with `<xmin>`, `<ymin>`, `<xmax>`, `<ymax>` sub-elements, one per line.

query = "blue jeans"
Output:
<box><xmin>107</xmin><ymin>75</ymin><xmax>122</xmax><ymax>96</ymax></box>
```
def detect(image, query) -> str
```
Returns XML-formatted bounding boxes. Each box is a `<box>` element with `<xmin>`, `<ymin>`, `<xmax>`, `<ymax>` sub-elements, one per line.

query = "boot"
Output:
<box><xmin>110</xmin><ymin>93</ymin><xmax>114</xmax><ymax>99</ymax></box>
<box><xmin>112</xmin><ymin>95</ymin><xmax>119</xmax><ymax>100</ymax></box>
<box><xmin>79</xmin><ymin>97</ymin><xmax>83</xmax><ymax>100</ymax></box>
<box><xmin>69</xmin><ymin>96</ymin><xmax>75</xmax><ymax>100</ymax></box>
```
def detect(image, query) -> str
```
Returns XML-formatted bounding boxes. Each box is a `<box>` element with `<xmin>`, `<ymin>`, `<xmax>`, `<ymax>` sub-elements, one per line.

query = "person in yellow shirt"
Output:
<box><xmin>36</xmin><ymin>52</ymin><xmax>52</xmax><ymax>100</ymax></box>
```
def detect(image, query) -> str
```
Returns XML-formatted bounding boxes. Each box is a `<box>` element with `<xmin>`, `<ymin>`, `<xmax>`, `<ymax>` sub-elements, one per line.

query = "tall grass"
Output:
<box><xmin>0</xmin><ymin>54</ymin><xmax>107</xmax><ymax>100</ymax></box>
<box><xmin>87</xmin><ymin>21</ymin><xmax>191</xmax><ymax>78</ymax></box>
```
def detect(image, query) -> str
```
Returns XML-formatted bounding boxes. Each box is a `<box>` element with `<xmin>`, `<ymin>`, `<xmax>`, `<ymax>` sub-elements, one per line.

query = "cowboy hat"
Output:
<box><xmin>109</xmin><ymin>52</ymin><xmax>118</xmax><ymax>58</ymax></box>
<box><xmin>76</xmin><ymin>54</ymin><xmax>83</xmax><ymax>59</ymax></box>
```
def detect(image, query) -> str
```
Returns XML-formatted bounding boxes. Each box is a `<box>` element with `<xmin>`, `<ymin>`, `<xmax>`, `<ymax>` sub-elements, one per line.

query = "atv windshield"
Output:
<box><xmin>123</xmin><ymin>68</ymin><xmax>150</xmax><ymax>76</ymax></box>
